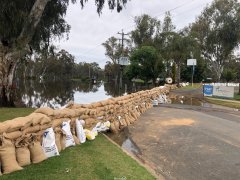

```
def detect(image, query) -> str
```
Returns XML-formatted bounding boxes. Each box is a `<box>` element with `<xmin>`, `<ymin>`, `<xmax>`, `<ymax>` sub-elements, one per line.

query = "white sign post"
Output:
<box><xmin>119</xmin><ymin>57</ymin><xmax>130</xmax><ymax>66</ymax></box>
<box><xmin>187</xmin><ymin>59</ymin><xmax>197</xmax><ymax>87</ymax></box>
<box><xmin>118</xmin><ymin>57</ymin><xmax>130</xmax><ymax>90</ymax></box>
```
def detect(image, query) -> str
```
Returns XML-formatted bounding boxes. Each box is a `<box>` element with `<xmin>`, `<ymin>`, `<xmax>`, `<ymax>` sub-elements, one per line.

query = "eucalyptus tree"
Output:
<box><xmin>0</xmin><ymin>0</ymin><xmax>128</xmax><ymax>106</ymax></box>
<box><xmin>191</xmin><ymin>0</ymin><xmax>240</xmax><ymax>81</ymax></box>
<box><xmin>126</xmin><ymin>46</ymin><xmax>164</xmax><ymax>85</ymax></box>
<box><xmin>131</xmin><ymin>14</ymin><xmax>161</xmax><ymax>48</ymax></box>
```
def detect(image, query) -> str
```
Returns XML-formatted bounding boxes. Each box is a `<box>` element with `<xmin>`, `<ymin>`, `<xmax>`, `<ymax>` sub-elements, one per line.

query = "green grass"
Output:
<box><xmin>2</xmin><ymin>134</ymin><xmax>155</xmax><ymax>180</ymax></box>
<box><xmin>0</xmin><ymin>108</ymin><xmax>35</xmax><ymax>122</ymax></box>
<box><xmin>179</xmin><ymin>83</ymin><xmax>202</xmax><ymax>90</ymax></box>
<box><xmin>0</xmin><ymin>109</ymin><xmax>155</xmax><ymax>180</ymax></box>
<box><xmin>234</xmin><ymin>94</ymin><xmax>240</xmax><ymax>101</ymax></box>
<box><xmin>205</xmin><ymin>98</ymin><xmax>240</xmax><ymax>109</ymax></box>
<box><xmin>132</xmin><ymin>79</ymin><xmax>145</xmax><ymax>83</ymax></box>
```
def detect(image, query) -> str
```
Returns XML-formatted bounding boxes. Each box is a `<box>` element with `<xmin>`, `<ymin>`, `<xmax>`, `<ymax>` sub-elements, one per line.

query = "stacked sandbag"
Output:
<box><xmin>15</xmin><ymin>135</ymin><xmax>31</xmax><ymax>167</ymax></box>
<box><xmin>0</xmin><ymin>135</ymin><xmax>23</xmax><ymax>174</ymax></box>
<box><xmin>28</xmin><ymin>134</ymin><xmax>47</xmax><ymax>164</ymax></box>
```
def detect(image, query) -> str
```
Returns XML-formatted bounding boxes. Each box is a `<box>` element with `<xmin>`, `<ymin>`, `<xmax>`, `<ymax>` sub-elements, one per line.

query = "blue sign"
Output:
<box><xmin>203</xmin><ymin>85</ymin><xmax>213</xmax><ymax>96</ymax></box>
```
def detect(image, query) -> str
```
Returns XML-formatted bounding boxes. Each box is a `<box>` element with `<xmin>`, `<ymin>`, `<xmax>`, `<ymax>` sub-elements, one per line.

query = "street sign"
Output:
<box><xmin>213</xmin><ymin>86</ymin><xmax>234</xmax><ymax>98</ymax></box>
<box><xmin>119</xmin><ymin>57</ymin><xmax>130</xmax><ymax>66</ymax></box>
<box><xmin>187</xmin><ymin>59</ymin><xmax>197</xmax><ymax>66</ymax></box>
<box><xmin>203</xmin><ymin>85</ymin><xmax>213</xmax><ymax>96</ymax></box>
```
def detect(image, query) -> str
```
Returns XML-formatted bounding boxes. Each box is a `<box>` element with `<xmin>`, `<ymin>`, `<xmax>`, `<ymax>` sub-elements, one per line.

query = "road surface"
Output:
<box><xmin>128</xmin><ymin>105</ymin><xmax>240</xmax><ymax>180</ymax></box>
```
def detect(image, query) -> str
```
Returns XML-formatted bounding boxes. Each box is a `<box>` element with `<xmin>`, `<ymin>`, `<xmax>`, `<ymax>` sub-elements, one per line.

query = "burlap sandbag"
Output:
<box><xmin>0</xmin><ymin>120</ymin><xmax>11</xmax><ymax>134</ymax></box>
<box><xmin>89</xmin><ymin>109</ymin><xmax>96</xmax><ymax>116</ymax></box>
<box><xmin>6</xmin><ymin>116</ymin><xmax>32</xmax><ymax>133</ymax></box>
<box><xmin>40</xmin><ymin>123</ymin><xmax>52</xmax><ymax>131</ymax></box>
<box><xmin>113</xmin><ymin>121</ymin><xmax>120</xmax><ymax>131</ymax></box>
<box><xmin>28</xmin><ymin>135</ymin><xmax>47</xmax><ymax>164</ymax></box>
<box><xmin>73</xmin><ymin>135</ymin><xmax>80</xmax><ymax>145</ymax></box>
<box><xmin>91</xmin><ymin>102</ymin><xmax>102</xmax><ymax>108</ymax></box>
<box><xmin>4</xmin><ymin>131</ymin><xmax>22</xmax><ymax>140</ymax></box>
<box><xmin>52</xmin><ymin>118</ymin><xmax>64</xmax><ymax>128</ymax></box>
<box><xmin>34</xmin><ymin>107</ymin><xmax>54</xmax><ymax>116</ymax></box>
<box><xmin>74</xmin><ymin>108</ymin><xmax>87</xmax><ymax>116</ymax></box>
<box><xmin>69</xmin><ymin>120</ymin><xmax>80</xmax><ymax>145</ymax></box>
<box><xmin>23</xmin><ymin>125</ymin><xmax>41</xmax><ymax>134</ymax></box>
<box><xmin>28</xmin><ymin>113</ymin><xmax>51</xmax><ymax>126</ymax></box>
<box><xmin>124</xmin><ymin>116</ymin><xmax>131</xmax><ymax>126</ymax></box>
<box><xmin>60</xmin><ymin>130</ymin><xmax>67</xmax><ymax>151</ymax></box>
<box><xmin>54</xmin><ymin>127</ymin><xmax>65</xmax><ymax>152</ymax></box>
<box><xmin>15</xmin><ymin>135</ymin><xmax>31</xmax><ymax>166</ymax></box>
<box><xmin>85</xmin><ymin>118</ymin><xmax>96</xmax><ymax>126</ymax></box>
<box><xmin>110</xmin><ymin>122</ymin><xmax>118</xmax><ymax>133</ymax></box>
<box><xmin>0</xmin><ymin>136</ymin><xmax>23</xmax><ymax>174</ymax></box>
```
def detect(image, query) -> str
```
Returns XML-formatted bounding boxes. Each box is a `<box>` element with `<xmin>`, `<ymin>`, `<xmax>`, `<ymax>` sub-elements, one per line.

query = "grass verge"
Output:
<box><xmin>234</xmin><ymin>94</ymin><xmax>240</xmax><ymax>101</ymax></box>
<box><xmin>0</xmin><ymin>108</ymin><xmax>35</xmax><ymax>122</ymax></box>
<box><xmin>179</xmin><ymin>83</ymin><xmax>202</xmax><ymax>90</ymax></box>
<box><xmin>0</xmin><ymin>108</ymin><xmax>155</xmax><ymax>180</ymax></box>
<box><xmin>205</xmin><ymin>98</ymin><xmax>240</xmax><ymax>109</ymax></box>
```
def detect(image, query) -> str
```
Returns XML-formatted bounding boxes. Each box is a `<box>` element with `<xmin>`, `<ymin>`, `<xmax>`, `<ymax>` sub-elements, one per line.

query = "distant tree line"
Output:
<box><xmin>16</xmin><ymin>47</ymin><xmax>103</xmax><ymax>82</ymax></box>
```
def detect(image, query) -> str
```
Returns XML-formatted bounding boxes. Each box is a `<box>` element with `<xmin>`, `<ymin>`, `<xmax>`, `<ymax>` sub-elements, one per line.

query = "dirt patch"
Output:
<box><xmin>160</xmin><ymin>118</ymin><xmax>194</xmax><ymax>126</ymax></box>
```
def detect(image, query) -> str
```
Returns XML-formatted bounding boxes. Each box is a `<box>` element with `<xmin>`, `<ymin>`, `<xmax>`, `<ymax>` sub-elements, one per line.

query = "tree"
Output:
<box><xmin>0</xmin><ymin>0</ymin><xmax>128</xmax><ymax>106</ymax></box>
<box><xmin>102</xmin><ymin>37</ymin><xmax>122</xmax><ymax>65</ymax></box>
<box><xmin>191</xmin><ymin>0</ymin><xmax>240</xmax><ymax>81</ymax></box>
<box><xmin>126</xmin><ymin>46</ymin><xmax>164</xmax><ymax>85</ymax></box>
<box><xmin>222</xmin><ymin>68</ymin><xmax>237</xmax><ymax>83</ymax></box>
<box><xmin>131</xmin><ymin>14</ymin><xmax>160</xmax><ymax>47</ymax></box>
<box><xmin>154</xmin><ymin>12</ymin><xmax>176</xmax><ymax>77</ymax></box>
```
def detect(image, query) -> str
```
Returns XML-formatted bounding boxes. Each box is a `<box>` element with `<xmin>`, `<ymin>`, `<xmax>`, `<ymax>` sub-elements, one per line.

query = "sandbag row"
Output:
<box><xmin>0</xmin><ymin>117</ymin><xmax>109</xmax><ymax>175</ymax></box>
<box><xmin>0</xmin><ymin>85</ymin><xmax>174</xmax><ymax>175</ymax></box>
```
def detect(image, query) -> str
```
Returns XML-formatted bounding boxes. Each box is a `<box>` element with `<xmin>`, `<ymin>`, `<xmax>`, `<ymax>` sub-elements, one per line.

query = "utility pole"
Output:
<box><xmin>117</xmin><ymin>29</ymin><xmax>129</xmax><ymax>90</ymax></box>
<box><xmin>117</xmin><ymin>29</ymin><xmax>129</xmax><ymax>55</ymax></box>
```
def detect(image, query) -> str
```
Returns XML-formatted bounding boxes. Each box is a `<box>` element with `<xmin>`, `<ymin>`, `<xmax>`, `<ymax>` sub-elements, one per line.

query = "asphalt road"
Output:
<box><xmin>128</xmin><ymin>106</ymin><xmax>240</xmax><ymax>180</ymax></box>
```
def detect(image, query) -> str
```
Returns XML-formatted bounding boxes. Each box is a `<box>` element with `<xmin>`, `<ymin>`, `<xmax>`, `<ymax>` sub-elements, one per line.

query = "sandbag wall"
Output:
<box><xmin>0</xmin><ymin>85</ymin><xmax>173</xmax><ymax>175</ymax></box>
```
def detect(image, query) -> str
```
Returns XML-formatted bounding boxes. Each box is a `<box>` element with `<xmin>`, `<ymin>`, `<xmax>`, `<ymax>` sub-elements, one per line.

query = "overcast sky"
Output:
<box><xmin>55</xmin><ymin>0</ymin><xmax>214</xmax><ymax>68</ymax></box>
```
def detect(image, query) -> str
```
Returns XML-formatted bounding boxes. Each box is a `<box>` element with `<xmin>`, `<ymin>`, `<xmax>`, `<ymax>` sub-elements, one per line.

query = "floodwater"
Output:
<box><xmin>106</xmin><ymin>128</ymin><xmax>142</xmax><ymax>155</ymax></box>
<box><xmin>14</xmin><ymin>80</ymin><xmax>152</xmax><ymax>108</ymax></box>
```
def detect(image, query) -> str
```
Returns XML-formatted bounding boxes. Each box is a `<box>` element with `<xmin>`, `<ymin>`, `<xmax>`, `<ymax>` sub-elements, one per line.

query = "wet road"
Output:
<box><xmin>128</xmin><ymin>106</ymin><xmax>240</xmax><ymax>180</ymax></box>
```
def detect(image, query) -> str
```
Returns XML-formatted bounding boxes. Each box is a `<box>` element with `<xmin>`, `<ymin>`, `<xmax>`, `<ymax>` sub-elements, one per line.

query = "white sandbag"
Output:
<box><xmin>61</xmin><ymin>121</ymin><xmax>75</xmax><ymax>147</ymax></box>
<box><xmin>76</xmin><ymin>119</ymin><xmax>86</xmax><ymax>143</ymax></box>
<box><xmin>42</xmin><ymin>128</ymin><xmax>59</xmax><ymax>158</ymax></box>
<box><xmin>92</xmin><ymin>121</ymin><xmax>111</xmax><ymax>132</ymax></box>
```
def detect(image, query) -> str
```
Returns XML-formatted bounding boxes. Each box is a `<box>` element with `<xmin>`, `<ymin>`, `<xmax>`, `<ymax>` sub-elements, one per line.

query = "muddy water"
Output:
<box><xmin>106</xmin><ymin>128</ymin><xmax>142</xmax><ymax>155</ymax></box>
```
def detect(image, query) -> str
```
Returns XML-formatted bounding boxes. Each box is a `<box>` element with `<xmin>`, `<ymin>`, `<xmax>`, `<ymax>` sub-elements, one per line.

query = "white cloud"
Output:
<box><xmin>55</xmin><ymin>0</ymin><xmax>214</xmax><ymax>68</ymax></box>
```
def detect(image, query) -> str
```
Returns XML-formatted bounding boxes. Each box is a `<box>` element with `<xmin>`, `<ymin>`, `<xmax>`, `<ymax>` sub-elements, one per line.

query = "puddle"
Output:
<box><xmin>168</xmin><ymin>95</ymin><xmax>239</xmax><ymax>111</ymax></box>
<box><xmin>169</xmin><ymin>95</ymin><xmax>203</xmax><ymax>106</ymax></box>
<box><xmin>106</xmin><ymin>128</ymin><xmax>142</xmax><ymax>155</ymax></box>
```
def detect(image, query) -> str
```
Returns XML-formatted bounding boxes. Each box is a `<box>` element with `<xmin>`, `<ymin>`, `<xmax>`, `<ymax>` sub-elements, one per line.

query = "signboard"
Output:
<box><xmin>187</xmin><ymin>59</ymin><xmax>197</xmax><ymax>66</ymax></box>
<box><xmin>119</xmin><ymin>57</ymin><xmax>130</xmax><ymax>66</ymax></box>
<box><xmin>213</xmin><ymin>86</ymin><xmax>234</xmax><ymax>98</ymax></box>
<box><xmin>203</xmin><ymin>85</ymin><xmax>213</xmax><ymax>96</ymax></box>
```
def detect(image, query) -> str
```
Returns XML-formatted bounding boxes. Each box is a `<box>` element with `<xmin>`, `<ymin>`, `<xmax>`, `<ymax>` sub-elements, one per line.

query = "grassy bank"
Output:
<box><xmin>0</xmin><ymin>108</ymin><xmax>35</xmax><ymax>122</ymax></box>
<box><xmin>179</xmin><ymin>83</ymin><xmax>202</xmax><ymax>90</ymax></box>
<box><xmin>204</xmin><ymin>98</ymin><xmax>240</xmax><ymax>109</ymax></box>
<box><xmin>0</xmin><ymin>108</ymin><xmax>155</xmax><ymax>180</ymax></box>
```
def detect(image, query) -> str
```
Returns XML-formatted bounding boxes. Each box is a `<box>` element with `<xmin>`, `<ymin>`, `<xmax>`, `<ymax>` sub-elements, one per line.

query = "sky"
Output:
<box><xmin>55</xmin><ymin>0</ymin><xmax>214</xmax><ymax>68</ymax></box>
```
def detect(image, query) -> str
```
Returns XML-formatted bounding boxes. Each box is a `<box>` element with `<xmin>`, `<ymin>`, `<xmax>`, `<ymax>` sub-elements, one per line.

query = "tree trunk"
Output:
<box><xmin>0</xmin><ymin>53</ymin><xmax>18</xmax><ymax>106</ymax></box>
<box><xmin>0</xmin><ymin>0</ymin><xmax>50</xmax><ymax>106</ymax></box>
<box><xmin>177</xmin><ymin>61</ymin><xmax>181</xmax><ymax>86</ymax></box>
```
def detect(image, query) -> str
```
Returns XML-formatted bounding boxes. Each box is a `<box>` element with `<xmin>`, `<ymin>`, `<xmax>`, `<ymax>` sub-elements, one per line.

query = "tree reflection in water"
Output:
<box><xmin>15</xmin><ymin>80</ymin><xmax>152</xmax><ymax>108</ymax></box>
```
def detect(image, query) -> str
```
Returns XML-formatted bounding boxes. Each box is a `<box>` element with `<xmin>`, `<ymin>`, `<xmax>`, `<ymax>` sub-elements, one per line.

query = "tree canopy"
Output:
<box><xmin>191</xmin><ymin>0</ymin><xmax>240</xmax><ymax>80</ymax></box>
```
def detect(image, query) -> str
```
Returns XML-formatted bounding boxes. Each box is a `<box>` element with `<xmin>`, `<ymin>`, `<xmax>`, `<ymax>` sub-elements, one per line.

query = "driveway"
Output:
<box><xmin>127</xmin><ymin>106</ymin><xmax>240</xmax><ymax>180</ymax></box>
